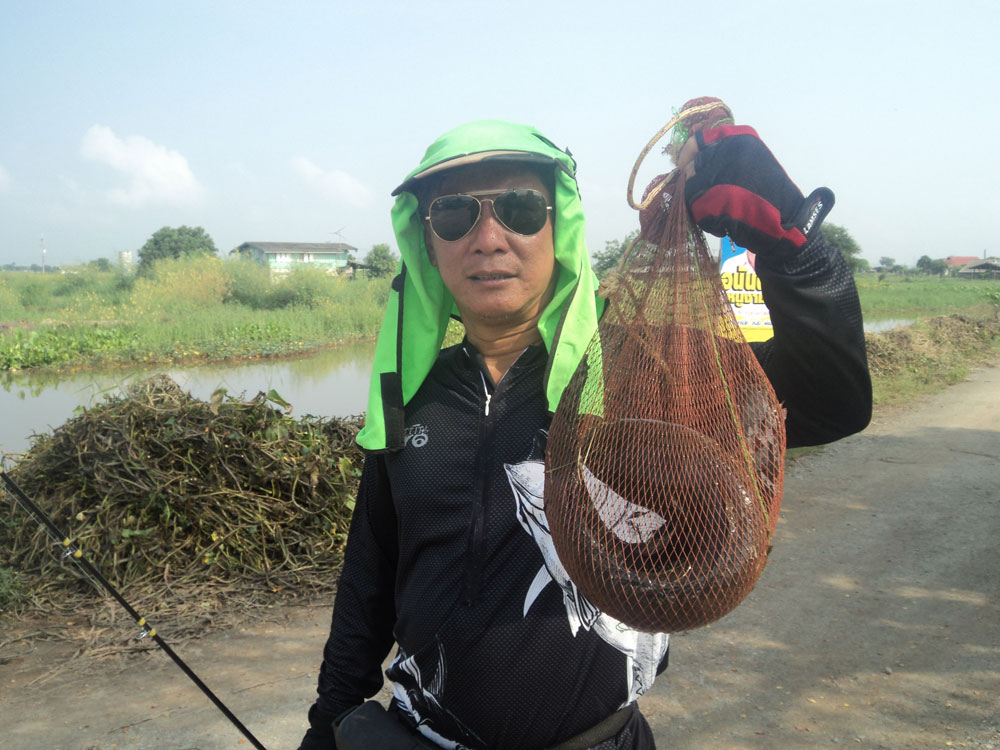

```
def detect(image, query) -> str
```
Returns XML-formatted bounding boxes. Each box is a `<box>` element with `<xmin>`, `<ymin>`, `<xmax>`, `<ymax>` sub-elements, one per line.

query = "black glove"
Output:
<box><xmin>685</xmin><ymin>125</ymin><xmax>834</xmax><ymax>258</ymax></box>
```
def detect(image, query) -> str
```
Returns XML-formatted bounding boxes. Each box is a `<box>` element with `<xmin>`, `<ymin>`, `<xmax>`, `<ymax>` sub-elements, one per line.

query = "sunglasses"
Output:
<box><xmin>425</xmin><ymin>188</ymin><xmax>552</xmax><ymax>242</ymax></box>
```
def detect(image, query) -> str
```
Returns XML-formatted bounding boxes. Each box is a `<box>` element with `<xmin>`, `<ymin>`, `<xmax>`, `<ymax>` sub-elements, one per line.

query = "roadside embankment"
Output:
<box><xmin>865</xmin><ymin>313</ymin><xmax>1000</xmax><ymax>405</ymax></box>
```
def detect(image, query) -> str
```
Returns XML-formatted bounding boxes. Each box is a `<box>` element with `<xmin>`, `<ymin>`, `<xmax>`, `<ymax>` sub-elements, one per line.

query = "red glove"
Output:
<box><xmin>684</xmin><ymin>125</ymin><xmax>833</xmax><ymax>258</ymax></box>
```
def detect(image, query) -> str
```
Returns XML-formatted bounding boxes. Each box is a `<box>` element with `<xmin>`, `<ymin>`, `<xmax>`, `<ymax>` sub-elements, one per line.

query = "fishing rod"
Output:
<box><xmin>0</xmin><ymin>467</ymin><xmax>270</xmax><ymax>750</ymax></box>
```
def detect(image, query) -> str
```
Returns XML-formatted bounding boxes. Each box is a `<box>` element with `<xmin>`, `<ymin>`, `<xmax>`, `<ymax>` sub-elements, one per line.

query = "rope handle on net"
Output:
<box><xmin>0</xmin><ymin>466</ymin><xmax>270</xmax><ymax>750</ymax></box>
<box><xmin>626</xmin><ymin>100</ymin><xmax>734</xmax><ymax>211</ymax></box>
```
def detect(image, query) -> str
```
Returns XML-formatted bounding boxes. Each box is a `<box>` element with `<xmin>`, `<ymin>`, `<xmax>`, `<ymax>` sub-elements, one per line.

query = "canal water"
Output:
<box><xmin>863</xmin><ymin>318</ymin><xmax>915</xmax><ymax>334</ymax></box>
<box><xmin>0</xmin><ymin>317</ymin><xmax>915</xmax><ymax>458</ymax></box>
<box><xmin>0</xmin><ymin>342</ymin><xmax>375</xmax><ymax>457</ymax></box>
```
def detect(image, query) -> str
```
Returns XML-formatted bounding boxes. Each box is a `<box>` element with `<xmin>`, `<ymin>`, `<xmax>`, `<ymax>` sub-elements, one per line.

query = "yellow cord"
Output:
<box><xmin>626</xmin><ymin>100</ymin><xmax>734</xmax><ymax>211</ymax></box>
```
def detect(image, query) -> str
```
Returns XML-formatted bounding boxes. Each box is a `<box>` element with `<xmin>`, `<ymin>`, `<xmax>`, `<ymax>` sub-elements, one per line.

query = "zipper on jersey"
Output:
<box><xmin>461</xmin><ymin>366</ymin><xmax>497</xmax><ymax>604</ymax></box>
<box><xmin>460</xmin><ymin>345</ymin><xmax>536</xmax><ymax>605</ymax></box>
<box><xmin>479</xmin><ymin>371</ymin><xmax>492</xmax><ymax>416</ymax></box>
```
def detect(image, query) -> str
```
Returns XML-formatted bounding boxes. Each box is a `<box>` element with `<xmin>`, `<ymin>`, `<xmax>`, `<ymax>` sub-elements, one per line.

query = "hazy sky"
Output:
<box><xmin>1</xmin><ymin>0</ymin><xmax>996</xmax><ymax>269</ymax></box>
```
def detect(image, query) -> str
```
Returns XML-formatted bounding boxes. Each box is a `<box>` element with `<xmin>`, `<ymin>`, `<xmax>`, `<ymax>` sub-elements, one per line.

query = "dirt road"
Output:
<box><xmin>2</xmin><ymin>363</ymin><xmax>998</xmax><ymax>750</ymax></box>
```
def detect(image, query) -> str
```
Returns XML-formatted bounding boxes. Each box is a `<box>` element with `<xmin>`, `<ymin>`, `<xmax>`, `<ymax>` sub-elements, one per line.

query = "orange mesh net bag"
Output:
<box><xmin>545</xmin><ymin>98</ymin><xmax>786</xmax><ymax>633</ymax></box>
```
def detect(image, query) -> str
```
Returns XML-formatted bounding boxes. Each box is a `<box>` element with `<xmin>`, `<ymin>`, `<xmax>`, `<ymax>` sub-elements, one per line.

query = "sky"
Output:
<box><xmin>1</xmin><ymin>0</ymin><xmax>997</xmax><ymax>269</ymax></box>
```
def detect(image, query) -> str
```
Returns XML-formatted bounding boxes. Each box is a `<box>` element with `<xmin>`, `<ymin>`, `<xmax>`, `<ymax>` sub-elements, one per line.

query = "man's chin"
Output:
<box><xmin>459</xmin><ymin>304</ymin><xmax>548</xmax><ymax>334</ymax></box>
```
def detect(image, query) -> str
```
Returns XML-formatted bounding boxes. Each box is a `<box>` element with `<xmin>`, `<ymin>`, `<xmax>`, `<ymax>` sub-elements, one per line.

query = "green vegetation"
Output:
<box><xmin>0</xmin><ymin>256</ymin><xmax>391</xmax><ymax>371</ymax></box>
<box><xmin>137</xmin><ymin>225</ymin><xmax>218</xmax><ymax>274</ymax></box>
<box><xmin>2</xmin><ymin>253</ymin><xmax>998</xmax><ymax>374</ymax></box>
<box><xmin>363</xmin><ymin>243</ymin><xmax>399</xmax><ymax>278</ymax></box>
<box><xmin>820</xmin><ymin>223</ymin><xmax>869</xmax><ymax>273</ymax></box>
<box><xmin>591</xmin><ymin>229</ymin><xmax>639</xmax><ymax>278</ymax></box>
<box><xmin>916</xmin><ymin>255</ymin><xmax>948</xmax><ymax>276</ymax></box>
<box><xmin>855</xmin><ymin>275</ymin><xmax>999</xmax><ymax>319</ymax></box>
<box><xmin>0</xmin><ymin>563</ymin><xmax>26</xmax><ymax>612</ymax></box>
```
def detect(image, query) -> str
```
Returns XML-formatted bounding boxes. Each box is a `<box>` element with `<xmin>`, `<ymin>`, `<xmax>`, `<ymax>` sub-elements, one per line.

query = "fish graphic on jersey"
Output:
<box><xmin>503</xmin><ymin>430</ymin><xmax>669</xmax><ymax>704</ymax></box>
<box><xmin>389</xmin><ymin>639</ymin><xmax>482</xmax><ymax>749</ymax></box>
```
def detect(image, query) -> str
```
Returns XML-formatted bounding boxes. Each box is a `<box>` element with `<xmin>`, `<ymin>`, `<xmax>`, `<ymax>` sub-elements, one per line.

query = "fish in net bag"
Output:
<box><xmin>545</xmin><ymin>98</ymin><xmax>785</xmax><ymax>633</ymax></box>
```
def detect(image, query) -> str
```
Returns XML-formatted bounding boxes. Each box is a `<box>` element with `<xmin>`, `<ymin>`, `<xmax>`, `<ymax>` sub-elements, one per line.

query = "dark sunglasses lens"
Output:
<box><xmin>430</xmin><ymin>195</ymin><xmax>480</xmax><ymax>241</ymax></box>
<box><xmin>493</xmin><ymin>189</ymin><xmax>549</xmax><ymax>235</ymax></box>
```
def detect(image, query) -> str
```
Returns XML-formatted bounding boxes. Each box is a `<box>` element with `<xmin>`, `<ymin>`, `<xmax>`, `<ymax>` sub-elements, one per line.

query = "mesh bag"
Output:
<box><xmin>545</xmin><ymin>98</ymin><xmax>785</xmax><ymax>633</ymax></box>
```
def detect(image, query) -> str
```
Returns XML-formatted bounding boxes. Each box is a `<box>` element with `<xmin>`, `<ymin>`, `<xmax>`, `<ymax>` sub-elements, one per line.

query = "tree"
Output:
<box><xmin>137</xmin><ymin>226</ymin><xmax>217</xmax><ymax>274</ymax></box>
<box><xmin>364</xmin><ymin>243</ymin><xmax>398</xmax><ymax>278</ymax></box>
<box><xmin>879</xmin><ymin>256</ymin><xmax>898</xmax><ymax>272</ymax></box>
<box><xmin>820</xmin><ymin>223</ymin><xmax>867</xmax><ymax>273</ymax></box>
<box><xmin>592</xmin><ymin>230</ymin><xmax>639</xmax><ymax>278</ymax></box>
<box><xmin>88</xmin><ymin>257</ymin><xmax>112</xmax><ymax>272</ymax></box>
<box><xmin>916</xmin><ymin>255</ymin><xmax>948</xmax><ymax>276</ymax></box>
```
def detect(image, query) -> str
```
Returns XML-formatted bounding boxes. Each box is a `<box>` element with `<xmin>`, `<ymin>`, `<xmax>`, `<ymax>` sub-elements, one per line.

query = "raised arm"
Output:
<box><xmin>682</xmin><ymin>124</ymin><xmax>872</xmax><ymax>447</ymax></box>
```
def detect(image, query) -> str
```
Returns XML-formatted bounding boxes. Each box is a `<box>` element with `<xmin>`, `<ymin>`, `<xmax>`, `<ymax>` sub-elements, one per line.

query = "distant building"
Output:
<box><xmin>118</xmin><ymin>250</ymin><xmax>134</xmax><ymax>270</ymax></box>
<box><xmin>235</xmin><ymin>241</ymin><xmax>357</xmax><ymax>276</ymax></box>
<box><xmin>957</xmin><ymin>257</ymin><xmax>1000</xmax><ymax>280</ymax></box>
<box><xmin>945</xmin><ymin>255</ymin><xmax>979</xmax><ymax>268</ymax></box>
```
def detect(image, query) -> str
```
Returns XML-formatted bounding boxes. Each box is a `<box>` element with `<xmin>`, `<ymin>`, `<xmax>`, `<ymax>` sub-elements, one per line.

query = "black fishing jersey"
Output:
<box><xmin>300</xmin><ymin>237</ymin><xmax>871</xmax><ymax>750</ymax></box>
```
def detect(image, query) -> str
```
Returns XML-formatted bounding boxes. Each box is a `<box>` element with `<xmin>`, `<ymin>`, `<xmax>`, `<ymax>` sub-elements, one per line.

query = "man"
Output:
<box><xmin>298</xmin><ymin>118</ymin><xmax>871</xmax><ymax>750</ymax></box>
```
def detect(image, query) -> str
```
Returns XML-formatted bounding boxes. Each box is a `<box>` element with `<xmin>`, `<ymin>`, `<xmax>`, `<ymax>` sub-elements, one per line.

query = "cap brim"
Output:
<box><xmin>391</xmin><ymin>150</ymin><xmax>557</xmax><ymax>196</ymax></box>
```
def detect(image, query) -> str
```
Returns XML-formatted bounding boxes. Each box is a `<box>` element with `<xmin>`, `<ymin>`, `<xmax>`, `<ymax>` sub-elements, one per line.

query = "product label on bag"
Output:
<box><xmin>720</xmin><ymin>237</ymin><xmax>773</xmax><ymax>342</ymax></box>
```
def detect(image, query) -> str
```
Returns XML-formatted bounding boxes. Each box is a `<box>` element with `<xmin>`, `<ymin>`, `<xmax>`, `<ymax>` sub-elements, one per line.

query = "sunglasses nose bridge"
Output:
<box><xmin>476</xmin><ymin>196</ymin><xmax>499</xmax><ymax>225</ymax></box>
<box><xmin>465</xmin><ymin>197</ymin><xmax>508</xmax><ymax>246</ymax></box>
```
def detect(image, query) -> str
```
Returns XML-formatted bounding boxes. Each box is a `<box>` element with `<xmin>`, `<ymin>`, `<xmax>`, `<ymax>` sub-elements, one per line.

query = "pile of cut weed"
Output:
<box><xmin>865</xmin><ymin>314</ymin><xmax>1000</xmax><ymax>404</ymax></box>
<box><xmin>1</xmin><ymin>376</ymin><xmax>363</xmax><ymax>645</ymax></box>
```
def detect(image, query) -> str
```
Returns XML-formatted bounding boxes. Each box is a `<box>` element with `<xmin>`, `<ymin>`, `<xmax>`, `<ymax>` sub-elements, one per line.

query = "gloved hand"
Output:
<box><xmin>679</xmin><ymin>125</ymin><xmax>834</xmax><ymax>259</ymax></box>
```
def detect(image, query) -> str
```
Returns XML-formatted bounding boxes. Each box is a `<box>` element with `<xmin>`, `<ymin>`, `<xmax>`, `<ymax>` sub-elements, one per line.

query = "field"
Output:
<box><xmin>855</xmin><ymin>273</ymin><xmax>1000</xmax><ymax>319</ymax></box>
<box><xmin>0</xmin><ymin>257</ymin><xmax>392</xmax><ymax>370</ymax></box>
<box><xmin>1</xmin><ymin>261</ymin><xmax>998</xmax><ymax>373</ymax></box>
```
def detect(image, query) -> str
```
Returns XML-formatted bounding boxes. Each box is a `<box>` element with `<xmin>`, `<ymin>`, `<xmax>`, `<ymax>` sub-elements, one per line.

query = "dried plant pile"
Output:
<box><xmin>865</xmin><ymin>314</ymin><xmax>1000</xmax><ymax>378</ymax></box>
<box><xmin>2</xmin><ymin>375</ymin><xmax>363</xmax><ymax>621</ymax></box>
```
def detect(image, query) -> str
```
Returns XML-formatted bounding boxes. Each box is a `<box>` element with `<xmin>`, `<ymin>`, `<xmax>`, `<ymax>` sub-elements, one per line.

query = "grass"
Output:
<box><xmin>855</xmin><ymin>274</ymin><xmax>1000</xmax><ymax>319</ymax></box>
<box><xmin>0</xmin><ymin>564</ymin><xmax>26</xmax><ymax>612</ymax></box>
<box><xmin>2</xmin><ymin>262</ymin><xmax>998</xmax><ymax>373</ymax></box>
<box><xmin>865</xmin><ymin>314</ymin><xmax>1000</xmax><ymax>406</ymax></box>
<box><xmin>0</xmin><ymin>257</ymin><xmax>392</xmax><ymax>371</ymax></box>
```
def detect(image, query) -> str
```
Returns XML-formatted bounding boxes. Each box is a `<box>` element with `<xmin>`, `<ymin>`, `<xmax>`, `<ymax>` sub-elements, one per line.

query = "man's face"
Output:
<box><xmin>424</xmin><ymin>164</ymin><xmax>557</xmax><ymax>332</ymax></box>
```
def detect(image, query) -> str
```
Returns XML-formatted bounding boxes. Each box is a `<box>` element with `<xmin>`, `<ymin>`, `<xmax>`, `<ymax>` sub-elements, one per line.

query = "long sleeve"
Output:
<box><xmin>750</xmin><ymin>237</ymin><xmax>873</xmax><ymax>448</ymax></box>
<box><xmin>298</xmin><ymin>453</ymin><xmax>399</xmax><ymax>750</ymax></box>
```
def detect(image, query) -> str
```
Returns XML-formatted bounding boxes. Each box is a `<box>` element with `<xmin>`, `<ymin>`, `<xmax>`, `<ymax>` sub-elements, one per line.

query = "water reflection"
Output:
<box><xmin>0</xmin><ymin>342</ymin><xmax>375</xmax><ymax>457</ymax></box>
<box><xmin>864</xmin><ymin>318</ymin><xmax>915</xmax><ymax>334</ymax></box>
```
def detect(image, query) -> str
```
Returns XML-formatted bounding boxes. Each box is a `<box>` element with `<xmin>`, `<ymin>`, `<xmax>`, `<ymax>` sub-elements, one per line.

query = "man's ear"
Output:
<box><xmin>424</xmin><ymin>225</ymin><xmax>438</xmax><ymax>267</ymax></box>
